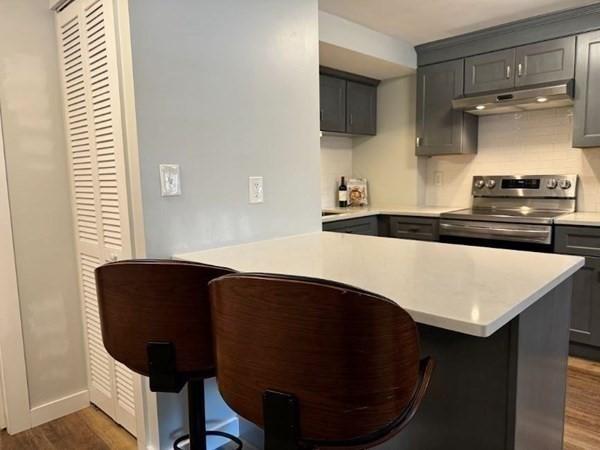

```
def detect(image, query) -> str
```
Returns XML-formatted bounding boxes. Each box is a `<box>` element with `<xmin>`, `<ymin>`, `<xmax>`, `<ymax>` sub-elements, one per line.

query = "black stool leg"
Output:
<box><xmin>189</xmin><ymin>378</ymin><xmax>208</xmax><ymax>450</ymax></box>
<box><xmin>174</xmin><ymin>379</ymin><xmax>243</xmax><ymax>450</ymax></box>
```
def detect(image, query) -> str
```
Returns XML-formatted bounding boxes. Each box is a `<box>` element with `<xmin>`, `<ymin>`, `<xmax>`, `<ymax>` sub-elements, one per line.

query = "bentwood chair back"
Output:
<box><xmin>209</xmin><ymin>273</ymin><xmax>434</xmax><ymax>450</ymax></box>
<box><xmin>95</xmin><ymin>259</ymin><xmax>241</xmax><ymax>450</ymax></box>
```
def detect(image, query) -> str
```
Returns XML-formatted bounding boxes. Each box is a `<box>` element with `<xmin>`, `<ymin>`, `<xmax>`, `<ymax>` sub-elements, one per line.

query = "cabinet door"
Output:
<box><xmin>569</xmin><ymin>256</ymin><xmax>600</xmax><ymax>346</ymax></box>
<box><xmin>346</xmin><ymin>81</ymin><xmax>377</xmax><ymax>135</ymax></box>
<box><xmin>515</xmin><ymin>37</ymin><xmax>575</xmax><ymax>87</ymax></box>
<box><xmin>416</xmin><ymin>59</ymin><xmax>476</xmax><ymax>156</ymax></box>
<box><xmin>320</xmin><ymin>75</ymin><xmax>346</xmax><ymax>133</ymax></box>
<box><xmin>573</xmin><ymin>30</ymin><xmax>600</xmax><ymax>148</ymax></box>
<box><xmin>465</xmin><ymin>48</ymin><xmax>516</xmax><ymax>94</ymax></box>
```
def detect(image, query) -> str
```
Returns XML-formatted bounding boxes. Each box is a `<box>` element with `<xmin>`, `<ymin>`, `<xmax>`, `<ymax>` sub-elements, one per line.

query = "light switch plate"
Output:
<box><xmin>434</xmin><ymin>171</ymin><xmax>443</xmax><ymax>187</ymax></box>
<box><xmin>160</xmin><ymin>164</ymin><xmax>181</xmax><ymax>197</ymax></box>
<box><xmin>248</xmin><ymin>176</ymin><xmax>264</xmax><ymax>203</ymax></box>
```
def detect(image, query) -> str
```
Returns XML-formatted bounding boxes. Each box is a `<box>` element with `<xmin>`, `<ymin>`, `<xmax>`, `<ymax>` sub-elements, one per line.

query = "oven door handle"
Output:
<box><xmin>439</xmin><ymin>222</ymin><xmax>550</xmax><ymax>239</ymax></box>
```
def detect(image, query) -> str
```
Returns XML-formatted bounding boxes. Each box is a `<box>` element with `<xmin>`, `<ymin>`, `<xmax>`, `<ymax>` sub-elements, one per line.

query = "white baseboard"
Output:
<box><xmin>30</xmin><ymin>389</ymin><xmax>90</xmax><ymax>427</ymax></box>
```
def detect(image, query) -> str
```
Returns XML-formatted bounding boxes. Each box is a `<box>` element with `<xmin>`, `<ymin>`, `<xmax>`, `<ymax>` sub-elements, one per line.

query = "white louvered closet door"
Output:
<box><xmin>56</xmin><ymin>0</ymin><xmax>137</xmax><ymax>436</ymax></box>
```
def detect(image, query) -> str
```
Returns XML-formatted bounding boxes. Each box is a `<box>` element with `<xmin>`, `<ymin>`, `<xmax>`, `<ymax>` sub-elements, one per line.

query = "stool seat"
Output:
<box><xmin>209</xmin><ymin>273</ymin><xmax>434</xmax><ymax>450</ymax></box>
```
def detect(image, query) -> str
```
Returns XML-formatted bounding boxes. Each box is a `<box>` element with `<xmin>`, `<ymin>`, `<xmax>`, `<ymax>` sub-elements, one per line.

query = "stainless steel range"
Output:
<box><xmin>440</xmin><ymin>174</ymin><xmax>578</xmax><ymax>250</ymax></box>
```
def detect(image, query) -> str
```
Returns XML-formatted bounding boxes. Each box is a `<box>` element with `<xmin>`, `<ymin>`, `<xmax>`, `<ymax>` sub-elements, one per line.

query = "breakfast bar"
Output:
<box><xmin>176</xmin><ymin>232</ymin><xmax>584</xmax><ymax>449</ymax></box>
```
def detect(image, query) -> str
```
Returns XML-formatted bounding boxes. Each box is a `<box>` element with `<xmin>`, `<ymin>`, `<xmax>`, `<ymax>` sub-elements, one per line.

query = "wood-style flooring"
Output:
<box><xmin>1</xmin><ymin>357</ymin><xmax>599</xmax><ymax>449</ymax></box>
<box><xmin>0</xmin><ymin>406</ymin><xmax>136</xmax><ymax>450</ymax></box>
<box><xmin>565</xmin><ymin>357</ymin><xmax>600</xmax><ymax>450</ymax></box>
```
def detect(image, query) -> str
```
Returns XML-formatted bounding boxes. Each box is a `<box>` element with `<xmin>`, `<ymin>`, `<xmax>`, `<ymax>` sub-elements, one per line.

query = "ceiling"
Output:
<box><xmin>319</xmin><ymin>0</ymin><xmax>599</xmax><ymax>45</ymax></box>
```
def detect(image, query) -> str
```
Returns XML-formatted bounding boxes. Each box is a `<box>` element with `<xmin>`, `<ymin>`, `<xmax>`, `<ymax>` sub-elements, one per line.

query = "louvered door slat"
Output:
<box><xmin>56</xmin><ymin>0</ymin><xmax>136</xmax><ymax>438</ymax></box>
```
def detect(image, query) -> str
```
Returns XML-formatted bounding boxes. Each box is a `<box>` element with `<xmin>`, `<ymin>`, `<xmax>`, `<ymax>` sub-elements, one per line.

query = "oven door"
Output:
<box><xmin>439</xmin><ymin>219</ymin><xmax>553</xmax><ymax>252</ymax></box>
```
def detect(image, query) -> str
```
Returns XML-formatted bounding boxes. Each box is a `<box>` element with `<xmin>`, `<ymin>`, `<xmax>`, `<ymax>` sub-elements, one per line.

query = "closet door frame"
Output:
<box><xmin>0</xmin><ymin>105</ymin><xmax>32</xmax><ymax>434</ymax></box>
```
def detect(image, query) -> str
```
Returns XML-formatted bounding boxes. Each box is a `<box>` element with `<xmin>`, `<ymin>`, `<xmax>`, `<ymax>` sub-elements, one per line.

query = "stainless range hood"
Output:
<box><xmin>452</xmin><ymin>80</ymin><xmax>574</xmax><ymax>116</ymax></box>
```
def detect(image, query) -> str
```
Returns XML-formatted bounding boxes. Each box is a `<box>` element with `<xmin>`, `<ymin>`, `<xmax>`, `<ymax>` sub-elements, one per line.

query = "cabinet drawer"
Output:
<box><xmin>322</xmin><ymin>216</ymin><xmax>378</xmax><ymax>236</ymax></box>
<box><xmin>388</xmin><ymin>216</ymin><xmax>439</xmax><ymax>241</ymax></box>
<box><xmin>555</xmin><ymin>226</ymin><xmax>600</xmax><ymax>257</ymax></box>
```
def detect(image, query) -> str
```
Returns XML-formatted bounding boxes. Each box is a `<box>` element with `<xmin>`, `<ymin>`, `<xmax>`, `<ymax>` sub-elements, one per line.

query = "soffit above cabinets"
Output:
<box><xmin>319</xmin><ymin>0</ymin><xmax>599</xmax><ymax>45</ymax></box>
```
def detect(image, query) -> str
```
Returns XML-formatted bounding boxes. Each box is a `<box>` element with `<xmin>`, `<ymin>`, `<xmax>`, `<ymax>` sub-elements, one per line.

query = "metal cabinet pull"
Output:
<box><xmin>506</xmin><ymin>65</ymin><xmax>511</xmax><ymax>79</ymax></box>
<box><xmin>416</xmin><ymin>137</ymin><xmax>422</xmax><ymax>147</ymax></box>
<box><xmin>320</xmin><ymin>109</ymin><xmax>324</xmax><ymax>121</ymax></box>
<box><xmin>349</xmin><ymin>113</ymin><xmax>354</xmax><ymax>126</ymax></box>
<box><xmin>517</xmin><ymin>63</ymin><xmax>523</xmax><ymax>77</ymax></box>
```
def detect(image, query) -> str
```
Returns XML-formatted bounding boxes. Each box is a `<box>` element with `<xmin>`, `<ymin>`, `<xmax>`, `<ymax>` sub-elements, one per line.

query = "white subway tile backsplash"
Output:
<box><xmin>425</xmin><ymin>107</ymin><xmax>600</xmax><ymax>211</ymax></box>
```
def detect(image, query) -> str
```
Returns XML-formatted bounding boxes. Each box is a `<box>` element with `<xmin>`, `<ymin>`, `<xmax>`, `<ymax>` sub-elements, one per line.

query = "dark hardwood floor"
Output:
<box><xmin>1</xmin><ymin>357</ymin><xmax>599</xmax><ymax>449</ymax></box>
<box><xmin>0</xmin><ymin>406</ymin><xmax>135</xmax><ymax>450</ymax></box>
<box><xmin>564</xmin><ymin>357</ymin><xmax>600</xmax><ymax>450</ymax></box>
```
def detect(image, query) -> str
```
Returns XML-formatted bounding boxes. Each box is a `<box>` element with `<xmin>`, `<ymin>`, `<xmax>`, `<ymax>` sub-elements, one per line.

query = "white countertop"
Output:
<box><xmin>322</xmin><ymin>206</ymin><xmax>461</xmax><ymax>223</ymax></box>
<box><xmin>555</xmin><ymin>212</ymin><xmax>600</xmax><ymax>227</ymax></box>
<box><xmin>175</xmin><ymin>232</ymin><xmax>583</xmax><ymax>337</ymax></box>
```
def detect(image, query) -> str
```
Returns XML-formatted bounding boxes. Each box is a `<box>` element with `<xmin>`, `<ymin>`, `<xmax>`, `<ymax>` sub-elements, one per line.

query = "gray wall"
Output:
<box><xmin>0</xmin><ymin>0</ymin><xmax>87</xmax><ymax>408</ymax></box>
<box><xmin>129</xmin><ymin>0</ymin><xmax>322</xmax><ymax>259</ymax></box>
<box><xmin>127</xmin><ymin>0</ymin><xmax>321</xmax><ymax>447</ymax></box>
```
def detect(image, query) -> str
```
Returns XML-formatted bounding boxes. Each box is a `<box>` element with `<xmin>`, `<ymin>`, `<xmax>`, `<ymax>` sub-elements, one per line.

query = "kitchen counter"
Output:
<box><xmin>321</xmin><ymin>205</ymin><xmax>461</xmax><ymax>223</ymax></box>
<box><xmin>555</xmin><ymin>212</ymin><xmax>600</xmax><ymax>227</ymax></box>
<box><xmin>176</xmin><ymin>231</ymin><xmax>582</xmax><ymax>337</ymax></box>
<box><xmin>176</xmin><ymin>232</ymin><xmax>582</xmax><ymax>449</ymax></box>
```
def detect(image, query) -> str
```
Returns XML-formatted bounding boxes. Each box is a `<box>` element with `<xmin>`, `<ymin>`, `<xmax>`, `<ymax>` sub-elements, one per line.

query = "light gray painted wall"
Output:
<box><xmin>127</xmin><ymin>0</ymin><xmax>321</xmax><ymax>447</ymax></box>
<box><xmin>128</xmin><ymin>0</ymin><xmax>321</xmax><ymax>259</ymax></box>
<box><xmin>0</xmin><ymin>0</ymin><xmax>87</xmax><ymax>408</ymax></box>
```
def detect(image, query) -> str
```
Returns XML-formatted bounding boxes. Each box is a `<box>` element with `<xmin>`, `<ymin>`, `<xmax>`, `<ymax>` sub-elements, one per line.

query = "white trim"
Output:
<box><xmin>0</xmin><ymin>349</ymin><xmax>6</xmax><ymax>429</ymax></box>
<box><xmin>30</xmin><ymin>390</ymin><xmax>89</xmax><ymax>428</ymax></box>
<box><xmin>113</xmin><ymin>2</ymin><xmax>154</xmax><ymax>450</ymax></box>
<box><xmin>0</xmin><ymin>106</ymin><xmax>32</xmax><ymax>434</ymax></box>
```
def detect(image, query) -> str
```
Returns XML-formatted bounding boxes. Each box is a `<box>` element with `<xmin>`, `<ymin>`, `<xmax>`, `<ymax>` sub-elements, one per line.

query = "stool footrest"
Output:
<box><xmin>173</xmin><ymin>431</ymin><xmax>244</xmax><ymax>450</ymax></box>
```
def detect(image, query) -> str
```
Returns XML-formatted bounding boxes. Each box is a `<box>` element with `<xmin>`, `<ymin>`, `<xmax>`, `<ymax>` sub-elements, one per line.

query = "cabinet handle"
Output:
<box><xmin>416</xmin><ymin>137</ymin><xmax>422</xmax><ymax>147</ymax></box>
<box><xmin>349</xmin><ymin>113</ymin><xmax>353</xmax><ymax>126</ymax></box>
<box><xmin>517</xmin><ymin>63</ymin><xmax>523</xmax><ymax>77</ymax></box>
<box><xmin>506</xmin><ymin>65</ymin><xmax>511</xmax><ymax>79</ymax></box>
<box><xmin>320</xmin><ymin>110</ymin><xmax>324</xmax><ymax>121</ymax></box>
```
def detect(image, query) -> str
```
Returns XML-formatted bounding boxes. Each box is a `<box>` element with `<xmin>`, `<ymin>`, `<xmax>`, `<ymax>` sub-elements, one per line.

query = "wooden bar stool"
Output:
<box><xmin>95</xmin><ymin>259</ymin><xmax>243</xmax><ymax>450</ymax></box>
<box><xmin>209</xmin><ymin>273</ymin><xmax>434</xmax><ymax>450</ymax></box>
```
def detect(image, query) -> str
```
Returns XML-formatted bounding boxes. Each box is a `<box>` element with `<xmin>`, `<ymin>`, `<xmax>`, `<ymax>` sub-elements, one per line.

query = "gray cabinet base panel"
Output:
<box><xmin>375</xmin><ymin>279</ymin><xmax>571</xmax><ymax>450</ymax></box>
<box><xmin>570</xmin><ymin>342</ymin><xmax>600</xmax><ymax>362</ymax></box>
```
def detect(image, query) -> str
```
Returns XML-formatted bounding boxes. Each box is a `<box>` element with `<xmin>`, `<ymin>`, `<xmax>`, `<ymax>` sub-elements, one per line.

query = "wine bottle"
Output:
<box><xmin>338</xmin><ymin>176</ymin><xmax>348</xmax><ymax>208</ymax></box>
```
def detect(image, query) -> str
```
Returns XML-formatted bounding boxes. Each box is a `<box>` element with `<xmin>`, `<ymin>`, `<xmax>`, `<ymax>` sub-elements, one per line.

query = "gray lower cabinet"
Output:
<box><xmin>415</xmin><ymin>59</ymin><xmax>478</xmax><ymax>156</ymax></box>
<box><xmin>515</xmin><ymin>36</ymin><xmax>575</xmax><ymax>87</ymax></box>
<box><xmin>465</xmin><ymin>48</ymin><xmax>516</xmax><ymax>94</ymax></box>
<box><xmin>319</xmin><ymin>75</ymin><xmax>346</xmax><ymax>133</ymax></box>
<box><xmin>573</xmin><ymin>30</ymin><xmax>600</xmax><ymax>148</ymax></box>
<box><xmin>387</xmin><ymin>216</ymin><xmax>439</xmax><ymax>241</ymax></box>
<box><xmin>346</xmin><ymin>81</ymin><xmax>377</xmax><ymax>136</ymax></box>
<box><xmin>568</xmin><ymin>256</ymin><xmax>600</xmax><ymax>346</ymax></box>
<box><xmin>555</xmin><ymin>225</ymin><xmax>600</xmax><ymax>353</ymax></box>
<box><xmin>322</xmin><ymin>216</ymin><xmax>378</xmax><ymax>236</ymax></box>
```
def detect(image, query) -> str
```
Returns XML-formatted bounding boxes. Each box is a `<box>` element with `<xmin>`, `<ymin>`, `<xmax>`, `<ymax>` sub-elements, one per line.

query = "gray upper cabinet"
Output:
<box><xmin>515</xmin><ymin>37</ymin><xmax>575</xmax><ymax>87</ymax></box>
<box><xmin>465</xmin><ymin>48</ymin><xmax>516</xmax><ymax>94</ymax></box>
<box><xmin>346</xmin><ymin>81</ymin><xmax>377</xmax><ymax>135</ymax></box>
<box><xmin>573</xmin><ymin>30</ymin><xmax>600</xmax><ymax>148</ymax></box>
<box><xmin>416</xmin><ymin>59</ymin><xmax>478</xmax><ymax>156</ymax></box>
<box><xmin>319</xmin><ymin>75</ymin><xmax>346</xmax><ymax>133</ymax></box>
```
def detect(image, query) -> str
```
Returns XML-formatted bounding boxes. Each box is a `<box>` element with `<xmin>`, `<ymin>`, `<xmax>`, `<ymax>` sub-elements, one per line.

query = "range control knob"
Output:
<box><xmin>474</xmin><ymin>179</ymin><xmax>485</xmax><ymax>189</ymax></box>
<box><xmin>485</xmin><ymin>179</ymin><xmax>496</xmax><ymax>189</ymax></box>
<box><xmin>546</xmin><ymin>178</ymin><xmax>558</xmax><ymax>189</ymax></box>
<box><xmin>559</xmin><ymin>179</ymin><xmax>572</xmax><ymax>190</ymax></box>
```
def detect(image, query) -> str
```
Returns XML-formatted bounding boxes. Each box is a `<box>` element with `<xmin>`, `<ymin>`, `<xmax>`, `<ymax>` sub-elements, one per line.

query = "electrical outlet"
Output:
<box><xmin>434</xmin><ymin>171</ymin><xmax>443</xmax><ymax>187</ymax></box>
<box><xmin>248</xmin><ymin>176</ymin><xmax>264</xmax><ymax>203</ymax></box>
<box><xmin>160</xmin><ymin>164</ymin><xmax>181</xmax><ymax>196</ymax></box>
